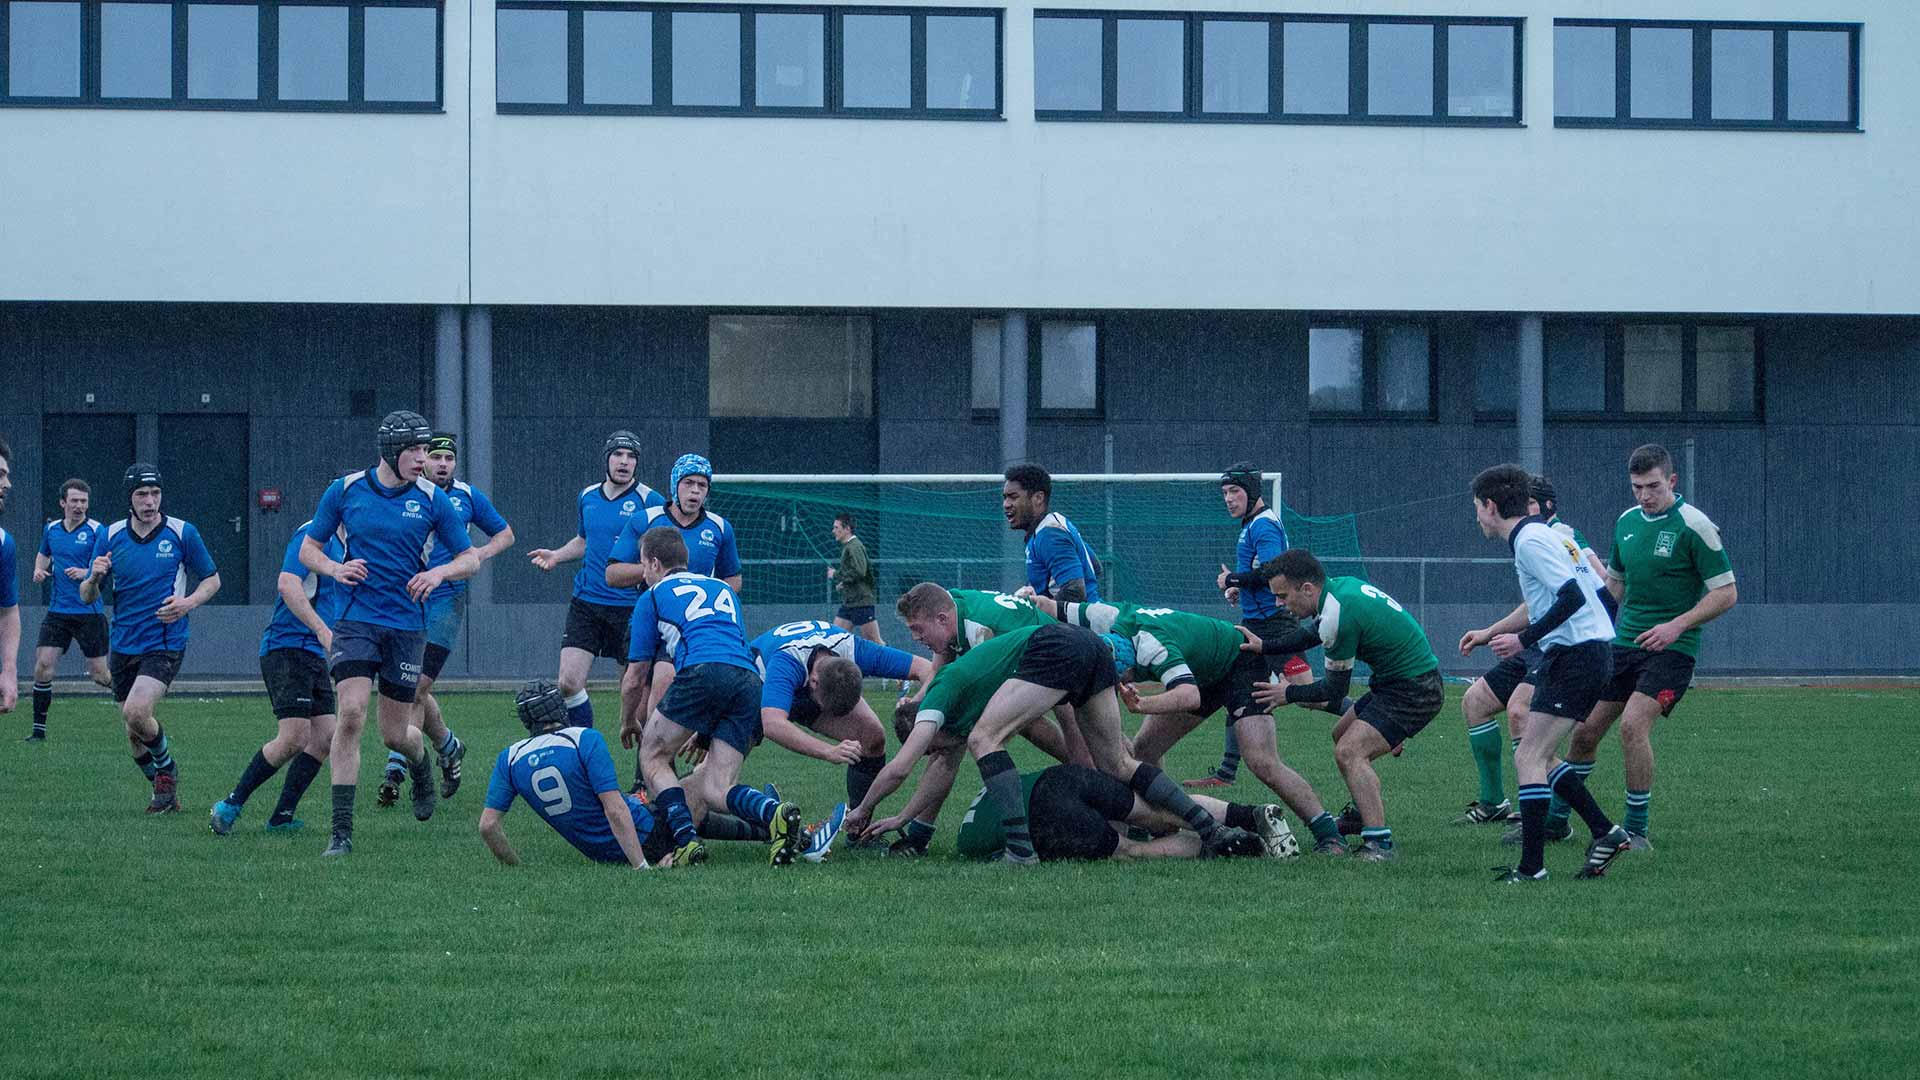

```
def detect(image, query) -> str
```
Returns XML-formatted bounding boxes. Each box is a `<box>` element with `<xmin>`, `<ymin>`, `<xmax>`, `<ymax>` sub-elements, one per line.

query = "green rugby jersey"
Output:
<box><xmin>1064</xmin><ymin>601</ymin><xmax>1243</xmax><ymax>688</ymax></box>
<box><xmin>1315</xmin><ymin>577</ymin><xmax>1437</xmax><ymax>683</ymax></box>
<box><xmin>954</xmin><ymin>770</ymin><xmax>1047</xmax><ymax>858</ymax></box>
<box><xmin>1606</xmin><ymin>496</ymin><xmax>1735</xmax><ymax>658</ymax></box>
<box><xmin>916</xmin><ymin>625</ymin><xmax>1041</xmax><ymax>739</ymax></box>
<box><xmin>950</xmin><ymin>589</ymin><xmax>1053</xmax><ymax>656</ymax></box>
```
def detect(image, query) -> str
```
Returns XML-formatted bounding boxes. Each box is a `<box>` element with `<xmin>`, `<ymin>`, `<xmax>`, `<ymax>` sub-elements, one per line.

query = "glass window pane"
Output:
<box><xmin>1040</xmin><ymin>322</ymin><xmax>1097</xmax><ymax>410</ymax></box>
<box><xmin>972</xmin><ymin>319</ymin><xmax>1001</xmax><ymax>410</ymax></box>
<box><xmin>672</xmin><ymin>11</ymin><xmax>740</xmax><ymax>106</ymax></box>
<box><xmin>1695</xmin><ymin>327</ymin><xmax>1756</xmax><ymax>413</ymax></box>
<box><xmin>755</xmin><ymin>12</ymin><xmax>822</xmax><ymax>108</ymax></box>
<box><xmin>842</xmin><ymin>13</ymin><xmax>908</xmax><ymax>109</ymax></box>
<box><xmin>1116</xmin><ymin>18</ymin><xmax>1182</xmax><ymax>113</ymax></box>
<box><xmin>1711</xmin><ymin>28</ymin><xmax>1772</xmax><ymax>121</ymax></box>
<box><xmin>926</xmin><ymin>14</ymin><xmax>995</xmax><ymax>110</ymax></box>
<box><xmin>188</xmin><ymin>4</ymin><xmax>259</xmax><ymax>99</ymax></box>
<box><xmin>1034</xmin><ymin>16</ymin><xmax>1101</xmax><ymax>112</ymax></box>
<box><xmin>1378</xmin><ymin>324</ymin><xmax>1430</xmax><ymax>412</ymax></box>
<box><xmin>280</xmin><ymin>6</ymin><xmax>348</xmax><ymax>101</ymax></box>
<box><xmin>1546</xmin><ymin>324</ymin><xmax>1606</xmax><ymax>412</ymax></box>
<box><xmin>1367</xmin><ymin>23</ymin><xmax>1433</xmax><ymax>117</ymax></box>
<box><xmin>9</xmin><ymin>2</ymin><xmax>83</xmax><ymax>97</ymax></box>
<box><xmin>102</xmin><ymin>3</ymin><xmax>174</xmax><ymax>99</ymax></box>
<box><xmin>1447</xmin><ymin>23</ymin><xmax>1512</xmax><ymax>117</ymax></box>
<box><xmin>584</xmin><ymin>10</ymin><xmax>652</xmax><ymax>106</ymax></box>
<box><xmin>1201</xmin><ymin>20</ymin><xmax>1266</xmax><ymax>115</ymax></box>
<box><xmin>1308</xmin><ymin>328</ymin><xmax>1363</xmax><ymax>412</ymax></box>
<box><xmin>1554</xmin><ymin>24</ymin><xmax>1615</xmax><ymax>118</ymax></box>
<box><xmin>1473</xmin><ymin>322</ymin><xmax>1517</xmax><ymax>413</ymax></box>
<box><xmin>1788</xmin><ymin>30</ymin><xmax>1849</xmax><ymax>122</ymax></box>
<box><xmin>1283</xmin><ymin>21</ymin><xmax>1348</xmax><ymax>114</ymax></box>
<box><xmin>496</xmin><ymin>8</ymin><xmax>568</xmax><ymax>104</ymax></box>
<box><xmin>365</xmin><ymin>6</ymin><xmax>438</xmax><ymax>102</ymax></box>
<box><xmin>708</xmin><ymin>316</ymin><xmax>873</xmax><ymax>418</ymax></box>
<box><xmin>1629</xmin><ymin>26</ymin><xmax>1692</xmax><ymax>120</ymax></box>
<box><xmin>1623</xmin><ymin>325</ymin><xmax>1683</xmax><ymax>412</ymax></box>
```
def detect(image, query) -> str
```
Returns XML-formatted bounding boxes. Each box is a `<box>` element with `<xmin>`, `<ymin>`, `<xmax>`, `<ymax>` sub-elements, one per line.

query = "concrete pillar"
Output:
<box><xmin>433</xmin><ymin>306</ymin><xmax>464</xmax><ymax>441</ymax></box>
<box><xmin>1517</xmin><ymin>315</ymin><xmax>1545</xmax><ymax>475</ymax></box>
<box><xmin>463</xmin><ymin>305</ymin><xmax>495</xmax><ymax>605</ymax></box>
<box><xmin>998</xmin><ymin>312</ymin><xmax>1029</xmax><ymax>591</ymax></box>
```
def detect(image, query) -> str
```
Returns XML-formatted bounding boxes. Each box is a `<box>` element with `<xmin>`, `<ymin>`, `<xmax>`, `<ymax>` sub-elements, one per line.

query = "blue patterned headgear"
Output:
<box><xmin>670</xmin><ymin>453</ymin><xmax>712</xmax><ymax>495</ymax></box>
<box><xmin>1102</xmin><ymin>633</ymin><xmax>1136</xmax><ymax>679</ymax></box>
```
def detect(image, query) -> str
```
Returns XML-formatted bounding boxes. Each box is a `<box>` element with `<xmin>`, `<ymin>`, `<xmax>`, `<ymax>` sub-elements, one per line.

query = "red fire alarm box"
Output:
<box><xmin>258</xmin><ymin>488</ymin><xmax>283</xmax><ymax>512</ymax></box>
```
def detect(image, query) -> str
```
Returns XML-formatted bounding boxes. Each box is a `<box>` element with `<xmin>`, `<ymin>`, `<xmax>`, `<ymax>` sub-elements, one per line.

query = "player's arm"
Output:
<box><xmin>477</xmin><ymin>807</ymin><xmax>520</xmax><ymax>866</ymax></box>
<box><xmin>1268</xmin><ymin>662</ymin><xmax>1351</xmax><ymax>707</ymax></box>
<box><xmin>79</xmin><ymin>531</ymin><xmax>110</xmax><ymax>603</ymax></box>
<box><xmin>871</xmin><ymin>742</ymin><xmax>962</xmax><ymax>835</ymax></box>
<box><xmin>471</xmin><ymin>525</ymin><xmax>516</xmax><ymax>564</ymax></box>
<box><xmin>470</xmin><ymin>494</ymin><xmax>517</xmax><ymax>564</ymax></box>
<box><xmin>1640</xmin><ymin>582</ymin><xmax>1737</xmax><ymax>651</ymax></box>
<box><xmin>605</xmin><ymin>519</ymin><xmax>646</xmax><ymax>588</ymax></box>
<box><xmin>846</xmin><ymin>718</ymin><xmax>940</xmax><ymax>836</ymax></box>
<box><xmin>595</xmin><ymin>790</ymin><xmax>650</xmax><ymax>869</ymax></box>
<box><xmin>761</xmin><ymin>708</ymin><xmax>863</xmax><ymax>765</ymax></box>
<box><xmin>412</xmin><ymin>499</ymin><xmax>480</xmax><ymax>599</ymax></box>
<box><xmin>530</xmin><ymin>533</ymin><xmax>586</xmax><ymax>572</ymax></box>
<box><xmin>278</xmin><ymin>572</ymin><xmax>334</xmax><ymax>651</ymax></box>
<box><xmin>1462</xmin><ymin>602</ymin><xmax>1529</xmax><ymax>654</ymax></box>
<box><xmin>1237</xmin><ymin>623</ymin><xmax>1322</xmax><ymax>657</ymax></box>
<box><xmin>579</xmin><ymin>733</ymin><xmax>649</xmax><ymax>868</ymax></box>
<box><xmin>0</xmin><ymin>603</ymin><xmax>17</xmax><ymax>713</ymax></box>
<box><xmin>722</xmin><ymin>575</ymin><xmax>742</xmax><ymax>594</ymax></box>
<box><xmin>158</xmin><ymin>531</ymin><xmax>220</xmax><ymax>622</ymax></box>
<box><xmin>32</xmin><ymin>550</ymin><xmax>51</xmax><ymax>584</ymax></box>
<box><xmin>1129</xmin><ymin>679</ymin><xmax>1202</xmax><ymax>715</ymax></box>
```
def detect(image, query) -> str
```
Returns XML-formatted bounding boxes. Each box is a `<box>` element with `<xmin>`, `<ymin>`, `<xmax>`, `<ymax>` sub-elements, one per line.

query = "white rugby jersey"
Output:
<box><xmin>1511</xmin><ymin>518</ymin><xmax>1614</xmax><ymax>650</ymax></box>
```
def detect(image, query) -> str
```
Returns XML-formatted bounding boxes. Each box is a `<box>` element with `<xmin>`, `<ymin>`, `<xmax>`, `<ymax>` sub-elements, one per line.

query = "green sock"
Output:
<box><xmin>1467</xmin><ymin>720</ymin><xmax>1504</xmax><ymax>804</ymax></box>
<box><xmin>1308</xmin><ymin>812</ymin><xmax>1341</xmax><ymax>843</ymax></box>
<box><xmin>1624</xmin><ymin>789</ymin><xmax>1649</xmax><ymax>836</ymax></box>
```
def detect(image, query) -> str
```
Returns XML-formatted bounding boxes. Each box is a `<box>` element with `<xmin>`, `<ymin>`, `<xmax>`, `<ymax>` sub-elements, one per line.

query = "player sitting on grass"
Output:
<box><xmin>950</xmin><ymin>763</ymin><xmax>1293</xmax><ymax>862</ymax></box>
<box><xmin>479</xmin><ymin>680</ymin><xmax>678</xmax><ymax>869</ymax></box>
<box><xmin>1019</xmin><ymin>590</ymin><xmax>1350</xmax><ymax>856</ymax></box>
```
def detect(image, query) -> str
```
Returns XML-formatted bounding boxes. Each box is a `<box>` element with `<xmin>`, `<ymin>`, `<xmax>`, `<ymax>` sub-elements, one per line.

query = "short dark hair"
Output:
<box><xmin>896</xmin><ymin>581</ymin><xmax>956</xmax><ymax>621</ymax></box>
<box><xmin>892</xmin><ymin>697</ymin><xmax>919</xmax><ymax>743</ymax></box>
<box><xmin>834</xmin><ymin>511</ymin><xmax>856</xmax><ymax>531</ymax></box>
<box><xmin>641</xmin><ymin>528</ymin><xmax>689</xmax><ymax>570</ymax></box>
<box><xmin>60</xmin><ymin>478</ymin><xmax>90</xmax><ymax>500</ymax></box>
<box><xmin>811</xmin><ymin>655</ymin><xmax>865</xmax><ymax>718</ymax></box>
<box><xmin>1257</xmin><ymin>548</ymin><xmax>1325</xmax><ymax>587</ymax></box>
<box><xmin>1471</xmin><ymin>464</ymin><xmax>1534</xmax><ymax>519</ymax></box>
<box><xmin>0</xmin><ymin>438</ymin><xmax>10</xmax><ymax>465</ymax></box>
<box><xmin>1003</xmin><ymin>463</ymin><xmax>1052</xmax><ymax>501</ymax></box>
<box><xmin>1629</xmin><ymin>443</ymin><xmax>1673</xmax><ymax>477</ymax></box>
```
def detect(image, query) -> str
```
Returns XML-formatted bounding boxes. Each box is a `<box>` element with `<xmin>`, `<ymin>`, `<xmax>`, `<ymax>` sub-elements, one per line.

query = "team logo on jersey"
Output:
<box><xmin>1654</xmin><ymin>531</ymin><xmax>1678</xmax><ymax>557</ymax></box>
<box><xmin>405</xmin><ymin>499</ymin><xmax>423</xmax><ymax>517</ymax></box>
<box><xmin>622</xmin><ymin>500</ymin><xmax>636</xmax><ymax>514</ymax></box>
<box><xmin>450</xmin><ymin>497</ymin><xmax>463</xmax><ymax>511</ymax></box>
<box><xmin>700</xmin><ymin>529</ymin><xmax>715</xmax><ymax>543</ymax></box>
<box><xmin>76</xmin><ymin>531</ymin><xmax>90</xmax><ymax>545</ymax></box>
<box><xmin>157</xmin><ymin>539</ymin><xmax>175</xmax><ymax>556</ymax></box>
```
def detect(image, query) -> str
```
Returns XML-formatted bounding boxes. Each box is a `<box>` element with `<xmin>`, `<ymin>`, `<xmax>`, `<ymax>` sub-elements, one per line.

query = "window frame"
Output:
<box><xmin>1545</xmin><ymin>320</ymin><xmax>1764</xmax><ymax>421</ymax></box>
<box><xmin>495</xmin><ymin>1</ymin><xmax>1002</xmax><ymax>120</ymax></box>
<box><xmin>1306</xmin><ymin>319</ymin><xmax>1437</xmax><ymax>421</ymax></box>
<box><xmin>969</xmin><ymin>315</ymin><xmax>1105</xmax><ymax>420</ymax></box>
<box><xmin>1552</xmin><ymin>18</ymin><xmax>1860</xmax><ymax>132</ymax></box>
<box><xmin>1034</xmin><ymin>9</ymin><xmax>1523</xmax><ymax>127</ymax></box>
<box><xmin>0</xmin><ymin>0</ymin><xmax>443</xmax><ymax>111</ymax></box>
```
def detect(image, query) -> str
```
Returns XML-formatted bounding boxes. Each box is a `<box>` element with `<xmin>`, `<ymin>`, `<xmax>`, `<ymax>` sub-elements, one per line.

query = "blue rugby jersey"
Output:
<box><xmin>91</xmin><ymin>516</ymin><xmax>217</xmax><ymax>653</ymax></box>
<box><xmin>39</xmin><ymin>518</ymin><xmax>104</xmax><ymax>614</ymax></box>
<box><xmin>260</xmin><ymin>521</ymin><xmax>346</xmax><ymax>658</ymax></box>
<box><xmin>426</xmin><ymin>480</ymin><xmax>509</xmax><ymax>602</ymax></box>
<box><xmin>1025</xmin><ymin>512</ymin><xmax>1101</xmax><ymax>602</ymax></box>
<box><xmin>1235</xmin><ymin>508</ymin><xmax>1288</xmax><ymax>621</ymax></box>
<box><xmin>626</xmin><ymin>571</ymin><xmax>756</xmax><ymax>671</ymax></box>
<box><xmin>610</xmin><ymin>504</ymin><xmax>741</xmax><ymax>581</ymax></box>
<box><xmin>749</xmin><ymin>620</ymin><xmax>918</xmax><ymax>713</ymax></box>
<box><xmin>573</xmin><ymin>481</ymin><xmax>665</xmax><ymax>607</ymax></box>
<box><xmin>308</xmin><ymin>468</ymin><xmax>472</xmax><ymax>631</ymax></box>
<box><xmin>484</xmin><ymin>725</ymin><xmax>657</xmax><ymax>864</ymax></box>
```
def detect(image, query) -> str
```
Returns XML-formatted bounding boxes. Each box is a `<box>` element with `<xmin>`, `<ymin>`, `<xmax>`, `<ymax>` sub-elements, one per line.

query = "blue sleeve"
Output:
<box><xmin>581</xmin><ymin>729</ymin><xmax>621</xmax><ymax>795</ymax></box>
<box><xmin>278</xmin><ymin>528</ymin><xmax>310</xmax><ymax>577</ymax></box>
<box><xmin>309</xmin><ymin>480</ymin><xmax>345</xmax><ymax>540</ymax></box>
<box><xmin>469</xmin><ymin>489</ymin><xmax>509</xmax><ymax>537</ymax></box>
<box><xmin>853</xmin><ymin>638</ymin><xmax>917</xmax><ymax>680</ymax></box>
<box><xmin>1025</xmin><ymin>542</ymin><xmax>1049</xmax><ymax>594</ymax></box>
<box><xmin>626</xmin><ymin>591</ymin><xmax>660</xmax><ymax>663</ymax></box>
<box><xmin>0</xmin><ymin>534</ymin><xmax>16</xmax><ymax>607</ymax></box>
<box><xmin>715</xmin><ymin>520</ymin><xmax>740</xmax><ymax>578</ymax></box>
<box><xmin>577</xmin><ymin>491</ymin><xmax>589</xmax><ymax>541</ymax></box>
<box><xmin>37</xmin><ymin>525</ymin><xmax>52</xmax><ymax>557</ymax></box>
<box><xmin>761</xmin><ymin>658</ymin><xmax>800</xmax><ymax>714</ymax></box>
<box><xmin>608</xmin><ymin>516</ymin><xmax>642</xmax><ymax>565</ymax></box>
<box><xmin>1253</xmin><ymin>518</ymin><xmax>1287</xmax><ymax>564</ymax></box>
<box><xmin>91</xmin><ymin>526</ymin><xmax>111</xmax><ymax>564</ymax></box>
<box><xmin>1041</xmin><ymin>532</ymin><xmax>1085</xmax><ymax>590</ymax></box>
<box><xmin>430</xmin><ymin>488</ymin><xmax>474</xmax><ymax>558</ymax></box>
<box><xmin>181</xmin><ymin>523</ymin><xmax>217</xmax><ymax>577</ymax></box>
<box><xmin>483</xmin><ymin>752</ymin><xmax>516</xmax><ymax>812</ymax></box>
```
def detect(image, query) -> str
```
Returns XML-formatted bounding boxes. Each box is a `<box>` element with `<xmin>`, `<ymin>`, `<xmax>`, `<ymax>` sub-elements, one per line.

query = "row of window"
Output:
<box><xmin>497</xmin><ymin>3</ymin><xmax>999</xmax><ymax>115</ymax></box>
<box><xmin>1555</xmin><ymin>21</ymin><xmax>1857</xmax><ymax>129</ymax></box>
<box><xmin>0</xmin><ymin>0</ymin><xmax>440</xmax><ymax>109</ymax></box>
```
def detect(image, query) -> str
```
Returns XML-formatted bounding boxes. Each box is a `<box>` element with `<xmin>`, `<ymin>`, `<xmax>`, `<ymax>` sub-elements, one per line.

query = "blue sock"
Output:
<box><xmin>385</xmin><ymin>749</ymin><xmax>408</xmax><ymax>775</ymax></box>
<box><xmin>437</xmin><ymin>729</ymin><xmax>459</xmax><ymax>757</ymax></box>
<box><xmin>1361</xmin><ymin>826</ymin><xmax>1392</xmax><ymax>850</ymax></box>
<box><xmin>725</xmin><ymin>784</ymin><xmax>779</xmax><ymax>827</ymax></box>
<box><xmin>656</xmin><ymin>786</ymin><xmax>698</xmax><ymax>846</ymax></box>
<box><xmin>565</xmin><ymin>689</ymin><xmax>593</xmax><ymax>728</ymax></box>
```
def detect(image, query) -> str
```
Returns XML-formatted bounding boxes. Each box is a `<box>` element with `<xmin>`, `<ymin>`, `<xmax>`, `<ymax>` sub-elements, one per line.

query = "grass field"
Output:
<box><xmin>1</xmin><ymin>683</ymin><xmax>1914</xmax><ymax>1079</ymax></box>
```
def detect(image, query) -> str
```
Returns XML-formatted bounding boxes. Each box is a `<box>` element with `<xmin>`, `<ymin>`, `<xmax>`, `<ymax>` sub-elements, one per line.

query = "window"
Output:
<box><xmin>495</xmin><ymin>4</ymin><xmax>1001</xmax><ymax>118</ymax></box>
<box><xmin>1547</xmin><ymin>322</ymin><xmax>1760</xmax><ymax>417</ymax></box>
<box><xmin>1308</xmin><ymin>323</ymin><xmax>1432</xmax><ymax>417</ymax></box>
<box><xmin>1471</xmin><ymin>321</ymin><xmax>1517</xmax><ymax>415</ymax></box>
<box><xmin>971</xmin><ymin>319</ymin><xmax>1001</xmax><ymax>411</ymax></box>
<box><xmin>1036</xmin><ymin>12</ymin><xmax>1519</xmax><ymax>126</ymax></box>
<box><xmin>970</xmin><ymin>318</ymin><xmax>1100</xmax><ymax>414</ymax></box>
<box><xmin>1</xmin><ymin>0</ymin><xmax>443</xmax><ymax>110</ymax></box>
<box><xmin>708</xmin><ymin>316</ymin><xmax>873</xmax><ymax>418</ymax></box>
<box><xmin>1554</xmin><ymin>19</ymin><xmax>1860</xmax><ymax>130</ymax></box>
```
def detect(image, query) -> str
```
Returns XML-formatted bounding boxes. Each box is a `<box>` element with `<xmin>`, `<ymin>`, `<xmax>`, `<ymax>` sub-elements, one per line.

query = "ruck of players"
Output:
<box><xmin>2</xmin><ymin>423</ymin><xmax>1736</xmax><ymax>882</ymax></box>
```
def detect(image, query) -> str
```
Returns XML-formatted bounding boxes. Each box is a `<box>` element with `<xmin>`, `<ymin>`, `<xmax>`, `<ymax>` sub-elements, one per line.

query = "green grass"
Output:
<box><xmin>1</xmin><ymin>684</ymin><xmax>1915</xmax><ymax>1079</ymax></box>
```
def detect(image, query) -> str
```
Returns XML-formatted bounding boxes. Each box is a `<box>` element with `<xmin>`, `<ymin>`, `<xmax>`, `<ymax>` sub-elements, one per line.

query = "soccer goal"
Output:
<box><xmin>707</xmin><ymin>473</ymin><xmax>1365</xmax><ymax>612</ymax></box>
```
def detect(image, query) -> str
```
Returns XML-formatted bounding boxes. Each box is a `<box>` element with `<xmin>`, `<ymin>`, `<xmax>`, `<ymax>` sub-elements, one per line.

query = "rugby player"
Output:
<box><xmin>27</xmin><ymin>478</ymin><xmax>111</xmax><ymax>740</ymax></box>
<box><xmin>827</xmin><ymin>511</ymin><xmax>883</xmax><ymax>645</ymax></box>
<box><xmin>1002</xmin><ymin>464</ymin><xmax>1100</xmax><ymax>604</ymax></box>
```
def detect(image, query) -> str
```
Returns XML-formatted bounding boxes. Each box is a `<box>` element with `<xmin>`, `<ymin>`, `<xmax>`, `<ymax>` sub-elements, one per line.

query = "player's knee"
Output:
<box><xmin>966</xmin><ymin>729</ymin><xmax>1000</xmax><ymax>759</ymax></box>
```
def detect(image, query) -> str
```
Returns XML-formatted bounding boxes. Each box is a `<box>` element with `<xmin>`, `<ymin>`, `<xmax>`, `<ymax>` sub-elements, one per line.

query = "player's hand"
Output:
<box><xmin>678</xmin><ymin>740</ymin><xmax>707</xmax><ymax>768</ymax></box>
<box><xmin>1223</xmin><ymin>586</ymin><xmax>1240</xmax><ymax>605</ymax></box>
<box><xmin>1236</xmin><ymin>625</ymin><xmax>1266</xmax><ymax>654</ymax></box>
<box><xmin>868</xmin><ymin>813</ymin><xmax>907</xmax><ymax>838</ymax></box>
<box><xmin>619</xmin><ymin>718</ymin><xmax>644</xmax><ymax>750</ymax></box>
<box><xmin>1251</xmin><ymin>681</ymin><xmax>1288</xmax><ymax>708</ymax></box>
<box><xmin>155</xmin><ymin>596</ymin><xmax>195</xmax><ymax>623</ymax></box>
<box><xmin>821</xmin><ymin>739</ymin><xmax>864</xmax><ymax>766</ymax></box>
<box><xmin>315</xmin><ymin>626</ymin><xmax>334</xmax><ymax>653</ymax></box>
<box><xmin>1217</xmin><ymin>564</ymin><xmax>1233</xmax><ymax>592</ymax></box>
<box><xmin>1489</xmin><ymin>633</ymin><xmax>1524</xmax><ymax>659</ymax></box>
<box><xmin>90</xmin><ymin>553</ymin><xmax>113</xmax><ymax>579</ymax></box>
<box><xmin>32</xmin><ymin>565</ymin><xmax>49</xmax><ymax>583</ymax></box>
<box><xmin>1012</xmin><ymin>585</ymin><xmax>1036</xmax><ymax>601</ymax></box>
<box><xmin>529</xmin><ymin>549</ymin><xmax>558</xmax><ymax>572</ymax></box>
<box><xmin>1459</xmin><ymin>628</ymin><xmax>1490</xmax><ymax>657</ymax></box>
<box><xmin>406</xmin><ymin>569</ymin><xmax>443</xmax><ymax>602</ymax></box>
<box><xmin>844</xmin><ymin>806</ymin><xmax>873</xmax><ymax>839</ymax></box>
<box><xmin>1116</xmin><ymin>681</ymin><xmax>1141</xmax><ymax>711</ymax></box>
<box><xmin>65</xmin><ymin>565</ymin><xmax>89</xmax><ymax>582</ymax></box>
<box><xmin>332</xmin><ymin>558</ymin><xmax>369</xmax><ymax>586</ymax></box>
<box><xmin>1636</xmin><ymin>621</ymin><xmax>1682</xmax><ymax>652</ymax></box>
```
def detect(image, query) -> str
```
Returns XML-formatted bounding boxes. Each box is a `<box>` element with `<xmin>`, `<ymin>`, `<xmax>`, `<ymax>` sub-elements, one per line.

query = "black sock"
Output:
<box><xmin>1129</xmin><ymin>763</ymin><xmax>1221</xmax><ymax>844</ymax></box>
<box><xmin>228</xmin><ymin>750</ymin><xmax>281</xmax><ymax>807</ymax></box>
<box><xmin>978</xmin><ymin>750</ymin><xmax>1035</xmax><ymax>859</ymax></box>
<box><xmin>846</xmin><ymin>755</ymin><xmax>885</xmax><ymax>807</ymax></box>
<box><xmin>269</xmin><ymin>753</ymin><xmax>324</xmax><ymax>824</ymax></box>
<box><xmin>1549</xmin><ymin>761</ymin><xmax>1615</xmax><ymax>837</ymax></box>
<box><xmin>330</xmin><ymin>784</ymin><xmax>356</xmax><ymax>837</ymax></box>
<box><xmin>698</xmin><ymin>812</ymin><xmax>771</xmax><ymax>842</ymax></box>
<box><xmin>1517</xmin><ymin>785</ymin><xmax>1550</xmax><ymax>875</ymax></box>
<box><xmin>1223</xmin><ymin>803</ymin><xmax>1258</xmax><ymax>830</ymax></box>
<box><xmin>405</xmin><ymin>746</ymin><xmax>432</xmax><ymax>786</ymax></box>
<box><xmin>133</xmin><ymin>750</ymin><xmax>159</xmax><ymax>781</ymax></box>
<box><xmin>31</xmin><ymin>682</ymin><xmax>51</xmax><ymax>732</ymax></box>
<box><xmin>142</xmin><ymin>727</ymin><xmax>175</xmax><ymax>774</ymax></box>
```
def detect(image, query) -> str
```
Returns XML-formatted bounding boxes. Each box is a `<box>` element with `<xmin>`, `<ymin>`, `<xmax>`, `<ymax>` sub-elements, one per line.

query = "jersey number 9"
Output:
<box><xmin>530</xmin><ymin>766</ymin><xmax>573</xmax><ymax>817</ymax></box>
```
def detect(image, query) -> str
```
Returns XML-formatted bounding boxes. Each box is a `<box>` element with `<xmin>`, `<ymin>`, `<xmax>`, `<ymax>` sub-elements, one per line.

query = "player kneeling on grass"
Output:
<box><xmin>479</xmin><ymin>681</ymin><xmax>678</xmax><ymax>869</ymax></box>
<box><xmin>952</xmin><ymin>763</ymin><xmax>1293</xmax><ymax>862</ymax></box>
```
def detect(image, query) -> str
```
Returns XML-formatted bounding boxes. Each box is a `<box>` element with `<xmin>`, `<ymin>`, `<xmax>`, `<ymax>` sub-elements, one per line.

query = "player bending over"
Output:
<box><xmin>951</xmin><ymin>763</ymin><xmax>1294</xmax><ymax>862</ymax></box>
